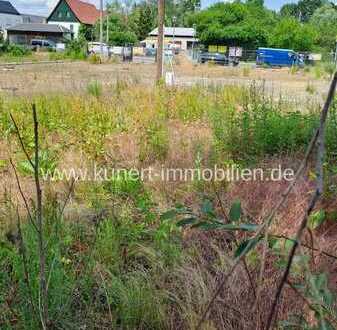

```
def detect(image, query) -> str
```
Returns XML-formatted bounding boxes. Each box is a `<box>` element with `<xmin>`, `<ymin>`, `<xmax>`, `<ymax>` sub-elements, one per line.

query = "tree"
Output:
<box><xmin>297</xmin><ymin>0</ymin><xmax>327</xmax><ymax>21</ymax></box>
<box><xmin>269</xmin><ymin>17</ymin><xmax>318</xmax><ymax>51</ymax></box>
<box><xmin>246</xmin><ymin>0</ymin><xmax>264</xmax><ymax>7</ymax></box>
<box><xmin>279</xmin><ymin>0</ymin><xmax>328</xmax><ymax>21</ymax></box>
<box><xmin>95</xmin><ymin>11</ymin><xmax>137</xmax><ymax>45</ymax></box>
<box><xmin>280</xmin><ymin>3</ymin><xmax>300</xmax><ymax>18</ymax></box>
<box><xmin>190</xmin><ymin>1</ymin><xmax>275</xmax><ymax>48</ymax></box>
<box><xmin>310</xmin><ymin>4</ymin><xmax>337</xmax><ymax>50</ymax></box>
<box><xmin>129</xmin><ymin>2</ymin><xmax>156</xmax><ymax>41</ymax></box>
<box><xmin>79</xmin><ymin>24</ymin><xmax>95</xmax><ymax>41</ymax></box>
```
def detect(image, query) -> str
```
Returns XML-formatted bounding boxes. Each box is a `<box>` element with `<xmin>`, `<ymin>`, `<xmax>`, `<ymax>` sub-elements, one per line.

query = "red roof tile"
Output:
<box><xmin>65</xmin><ymin>0</ymin><xmax>101</xmax><ymax>25</ymax></box>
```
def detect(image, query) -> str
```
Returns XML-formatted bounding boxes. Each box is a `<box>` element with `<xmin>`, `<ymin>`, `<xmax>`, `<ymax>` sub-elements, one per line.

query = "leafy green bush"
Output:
<box><xmin>0</xmin><ymin>43</ymin><xmax>31</xmax><ymax>57</ymax></box>
<box><xmin>209</xmin><ymin>84</ymin><xmax>318</xmax><ymax>161</ymax></box>
<box><xmin>65</xmin><ymin>39</ymin><xmax>87</xmax><ymax>60</ymax></box>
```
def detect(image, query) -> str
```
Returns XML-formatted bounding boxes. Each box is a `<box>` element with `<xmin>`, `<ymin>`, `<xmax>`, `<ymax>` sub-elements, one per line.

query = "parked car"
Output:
<box><xmin>88</xmin><ymin>42</ymin><xmax>111</xmax><ymax>57</ymax></box>
<box><xmin>198</xmin><ymin>52</ymin><xmax>229</xmax><ymax>65</ymax></box>
<box><xmin>30</xmin><ymin>39</ymin><xmax>56</xmax><ymax>51</ymax></box>
<box><xmin>145</xmin><ymin>48</ymin><xmax>157</xmax><ymax>57</ymax></box>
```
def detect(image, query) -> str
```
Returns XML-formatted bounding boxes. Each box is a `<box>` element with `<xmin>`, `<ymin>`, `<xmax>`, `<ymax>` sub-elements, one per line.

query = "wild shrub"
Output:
<box><xmin>65</xmin><ymin>39</ymin><xmax>87</xmax><ymax>60</ymax></box>
<box><xmin>88</xmin><ymin>53</ymin><xmax>101</xmax><ymax>64</ymax></box>
<box><xmin>139</xmin><ymin>120</ymin><xmax>169</xmax><ymax>163</ymax></box>
<box><xmin>242</xmin><ymin>66</ymin><xmax>251</xmax><ymax>77</ymax></box>
<box><xmin>289</xmin><ymin>65</ymin><xmax>299</xmax><ymax>75</ymax></box>
<box><xmin>0</xmin><ymin>43</ymin><xmax>31</xmax><ymax>57</ymax></box>
<box><xmin>86</xmin><ymin>80</ymin><xmax>102</xmax><ymax>98</ymax></box>
<box><xmin>209</xmin><ymin>85</ymin><xmax>318</xmax><ymax>162</ymax></box>
<box><xmin>323</xmin><ymin>62</ymin><xmax>335</xmax><ymax>78</ymax></box>
<box><xmin>306</xmin><ymin>82</ymin><xmax>316</xmax><ymax>95</ymax></box>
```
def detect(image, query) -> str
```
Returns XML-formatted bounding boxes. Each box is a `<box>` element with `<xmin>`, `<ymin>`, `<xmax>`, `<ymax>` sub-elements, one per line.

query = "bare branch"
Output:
<box><xmin>270</xmin><ymin>234</ymin><xmax>337</xmax><ymax>261</ymax></box>
<box><xmin>32</xmin><ymin>104</ymin><xmax>49</xmax><ymax>329</ymax></box>
<box><xmin>9</xmin><ymin>158</ymin><xmax>39</xmax><ymax>233</ymax></box>
<box><xmin>60</xmin><ymin>178</ymin><xmax>75</xmax><ymax>218</ymax></box>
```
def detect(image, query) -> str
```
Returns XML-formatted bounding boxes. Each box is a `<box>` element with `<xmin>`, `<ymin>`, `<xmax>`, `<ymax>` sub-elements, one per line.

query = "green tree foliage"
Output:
<box><xmin>280</xmin><ymin>0</ymin><xmax>328</xmax><ymax>21</ymax></box>
<box><xmin>79</xmin><ymin>24</ymin><xmax>95</xmax><ymax>41</ymax></box>
<box><xmin>129</xmin><ymin>2</ymin><xmax>156</xmax><ymax>41</ymax></box>
<box><xmin>280</xmin><ymin>3</ymin><xmax>300</xmax><ymax>18</ymax></box>
<box><xmin>165</xmin><ymin>0</ymin><xmax>201</xmax><ymax>26</ymax></box>
<box><xmin>95</xmin><ymin>10</ymin><xmax>137</xmax><ymax>46</ymax></box>
<box><xmin>310</xmin><ymin>4</ymin><xmax>337</xmax><ymax>51</ymax></box>
<box><xmin>190</xmin><ymin>1</ymin><xmax>276</xmax><ymax>48</ymax></box>
<box><xmin>297</xmin><ymin>0</ymin><xmax>328</xmax><ymax>21</ymax></box>
<box><xmin>268</xmin><ymin>17</ymin><xmax>317</xmax><ymax>51</ymax></box>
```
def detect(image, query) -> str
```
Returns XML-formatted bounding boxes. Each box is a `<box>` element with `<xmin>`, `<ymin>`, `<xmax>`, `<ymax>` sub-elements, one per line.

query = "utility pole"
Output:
<box><xmin>156</xmin><ymin>0</ymin><xmax>165</xmax><ymax>82</ymax></box>
<box><xmin>100</xmin><ymin>0</ymin><xmax>104</xmax><ymax>56</ymax></box>
<box><xmin>106</xmin><ymin>9</ymin><xmax>109</xmax><ymax>44</ymax></box>
<box><xmin>172</xmin><ymin>16</ymin><xmax>176</xmax><ymax>49</ymax></box>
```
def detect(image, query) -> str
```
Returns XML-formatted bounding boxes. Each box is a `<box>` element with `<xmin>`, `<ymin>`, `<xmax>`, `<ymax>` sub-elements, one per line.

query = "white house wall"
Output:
<box><xmin>48</xmin><ymin>21</ymin><xmax>80</xmax><ymax>38</ymax></box>
<box><xmin>0</xmin><ymin>13</ymin><xmax>22</xmax><ymax>31</ymax></box>
<box><xmin>144</xmin><ymin>36</ymin><xmax>197</xmax><ymax>50</ymax></box>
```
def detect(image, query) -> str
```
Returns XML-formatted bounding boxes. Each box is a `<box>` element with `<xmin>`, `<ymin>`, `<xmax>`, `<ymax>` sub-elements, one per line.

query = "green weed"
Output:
<box><xmin>87</xmin><ymin>80</ymin><xmax>103</xmax><ymax>98</ymax></box>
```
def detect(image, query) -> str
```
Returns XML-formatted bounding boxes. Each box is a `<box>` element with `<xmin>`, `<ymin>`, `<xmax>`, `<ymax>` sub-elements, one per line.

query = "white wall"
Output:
<box><xmin>48</xmin><ymin>21</ymin><xmax>80</xmax><ymax>39</ymax></box>
<box><xmin>144</xmin><ymin>37</ymin><xmax>197</xmax><ymax>50</ymax></box>
<box><xmin>0</xmin><ymin>13</ymin><xmax>22</xmax><ymax>31</ymax></box>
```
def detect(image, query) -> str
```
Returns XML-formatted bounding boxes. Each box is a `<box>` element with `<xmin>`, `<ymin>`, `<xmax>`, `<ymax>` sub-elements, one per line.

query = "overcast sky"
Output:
<box><xmin>10</xmin><ymin>0</ymin><xmax>297</xmax><ymax>17</ymax></box>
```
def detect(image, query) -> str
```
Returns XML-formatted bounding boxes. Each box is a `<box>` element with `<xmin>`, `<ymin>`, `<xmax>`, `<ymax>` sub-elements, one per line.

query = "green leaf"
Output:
<box><xmin>201</xmin><ymin>199</ymin><xmax>214</xmax><ymax>216</ymax></box>
<box><xmin>229</xmin><ymin>200</ymin><xmax>241</xmax><ymax>222</ymax></box>
<box><xmin>18</xmin><ymin>159</ymin><xmax>34</xmax><ymax>176</ymax></box>
<box><xmin>160</xmin><ymin>209</ymin><xmax>178</xmax><ymax>221</ymax></box>
<box><xmin>308</xmin><ymin>210</ymin><xmax>326</xmax><ymax>230</ymax></box>
<box><xmin>234</xmin><ymin>236</ymin><xmax>262</xmax><ymax>258</ymax></box>
<box><xmin>220</xmin><ymin>223</ymin><xmax>258</xmax><ymax>232</ymax></box>
<box><xmin>176</xmin><ymin>217</ymin><xmax>197</xmax><ymax>227</ymax></box>
<box><xmin>191</xmin><ymin>222</ymin><xmax>224</xmax><ymax>230</ymax></box>
<box><xmin>192</xmin><ymin>222</ymin><xmax>258</xmax><ymax>232</ymax></box>
<box><xmin>0</xmin><ymin>159</ymin><xmax>7</xmax><ymax>171</ymax></box>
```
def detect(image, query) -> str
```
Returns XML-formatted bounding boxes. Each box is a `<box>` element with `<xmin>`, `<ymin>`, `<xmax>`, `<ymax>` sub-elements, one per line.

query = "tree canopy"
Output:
<box><xmin>268</xmin><ymin>17</ymin><xmax>317</xmax><ymax>51</ymax></box>
<box><xmin>310</xmin><ymin>4</ymin><xmax>337</xmax><ymax>50</ymax></box>
<box><xmin>189</xmin><ymin>2</ymin><xmax>276</xmax><ymax>48</ymax></box>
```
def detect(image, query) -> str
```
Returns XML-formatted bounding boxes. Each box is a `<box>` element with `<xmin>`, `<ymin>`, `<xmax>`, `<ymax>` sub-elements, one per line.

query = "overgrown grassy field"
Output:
<box><xmin>0</xmin><ymin>81</ymin><xmax>337</xmax><ymax>329</ymax></box>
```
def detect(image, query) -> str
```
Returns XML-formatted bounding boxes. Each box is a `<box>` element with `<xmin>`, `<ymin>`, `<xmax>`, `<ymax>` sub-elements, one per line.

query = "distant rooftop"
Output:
<box><xmin>0</xmin><ymin>0</ymin><xmax>20</xmax><ymax>15</ymax></box>
<box><xmin>48</xmin><ymin>0</ymin><xmax>101</xmax><ymax>25</ymax></box>
<box><xmin>149</xmin><ymin>27</ymin><xmax>196</xmax><ymax>38</ymax></box>
<box><xmin>7</xmin><ymin>23</ymin><xmax>71</xmax><ymax>33</ymax></box>
<box><xmin>21</xmin><ymin>14</ymin><xmax>46</xmax><ymax>24</ymax></box>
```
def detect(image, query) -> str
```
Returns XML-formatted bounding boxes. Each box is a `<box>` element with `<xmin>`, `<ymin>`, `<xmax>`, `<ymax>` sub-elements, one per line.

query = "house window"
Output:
<box><xmin>70</xmin><ymin>24</ymin><xmax>74</xmax><ymax>32</ymax></box>
<box><xmin>67</xmin><ymin>12</ymin><xmax>70</xmax><ymax>18</ymax></box>
<box><xmin>58</xmin><ymin>12</ymin><xmax>62</xmax><ymax>18</ymax></box>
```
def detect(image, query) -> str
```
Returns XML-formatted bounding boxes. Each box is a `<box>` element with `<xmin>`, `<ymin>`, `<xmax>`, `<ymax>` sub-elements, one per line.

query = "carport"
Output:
<box><xmin>6</xmin><ymin>23</ymin><xmax>73</xmax><ymax>45</ymax></box>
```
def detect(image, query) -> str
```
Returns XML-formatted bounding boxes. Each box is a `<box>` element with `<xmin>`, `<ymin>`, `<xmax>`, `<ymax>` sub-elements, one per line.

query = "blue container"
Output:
<box><xmin>256</xmin><ymin>48</ymin><xmax>303</xmax><ymax>67</ymax></box>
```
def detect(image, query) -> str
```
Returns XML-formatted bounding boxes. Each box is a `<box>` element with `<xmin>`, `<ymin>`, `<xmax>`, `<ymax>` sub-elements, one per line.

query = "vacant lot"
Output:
<box><xmin>0</xmin><ymin>56</ymin><xmax>336</xmax><ymax>329</ymax></box>
<box><xmin>0</xmin><ymin>56</ymin><xmax>331</xmax><ymax>105</ymax></box>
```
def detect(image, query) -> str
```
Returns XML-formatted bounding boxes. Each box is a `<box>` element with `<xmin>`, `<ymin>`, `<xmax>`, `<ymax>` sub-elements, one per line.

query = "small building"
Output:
<box><xmin>6</xmin><ymin>23</ymin><xmax>73</xmax><ymax>45</ymax></box>
<box><xmin>145</xmin><ymin>27</ymin><xmax>198</xmax><ymax>51</ymax></box>
<box><xmin>0</xmin><ymin>0</ymin><xmax>22</xmax><ymax>32</ymax></box>
<box><xmin>47</xmin><ymin>0</ymin><xmax>100</xmax><ymax>39</ymax></box>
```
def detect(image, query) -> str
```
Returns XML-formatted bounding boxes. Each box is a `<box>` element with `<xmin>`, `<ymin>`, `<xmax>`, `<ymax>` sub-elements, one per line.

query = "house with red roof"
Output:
<box><xmin>47</xmin><ymin>0</ymin><xmax>101</xmax><ymax>39</ymax></box>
